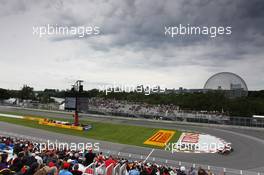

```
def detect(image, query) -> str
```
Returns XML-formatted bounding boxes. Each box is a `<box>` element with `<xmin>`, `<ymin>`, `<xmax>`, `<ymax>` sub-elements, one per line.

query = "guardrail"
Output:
<box><xmin>1</xmin><ymin>104</ymin><xmax>264</xmax><ymax>131</ymax></box>
<box><xmin>86</xmin><ymin>108</ymin><xmax>264</xmax><ymax>128</ymax></box>
<box><xmin>98</xmin><ymin>149</ymin><xmax>264</xmax><ymax>175</ymax></box>
<box><xmin>76</xmin><ymin>148</ymin><xmax>264</xmax><ymax>175</ymax></box>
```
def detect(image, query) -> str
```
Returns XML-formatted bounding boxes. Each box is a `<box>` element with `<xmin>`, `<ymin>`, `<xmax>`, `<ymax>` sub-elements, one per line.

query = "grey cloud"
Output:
<box><xmin>1</xmin><ymin>0</ymin><xmax>263</xmax><ymax>89</ymax></box>
<box><xmin>0</xmin><ymin>0</ymin><xmax>28</xmax><ymax>17</ymax></box>
<box><xmin>45</xmin><ymin>0</ymin><xmax>264</xmax><ymax>48</ymax></box>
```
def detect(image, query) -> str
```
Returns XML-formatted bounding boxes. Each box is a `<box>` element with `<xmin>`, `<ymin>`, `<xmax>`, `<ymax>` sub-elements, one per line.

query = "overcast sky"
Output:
<box><xmin>0</xmin><ymin>0</ymin><xmax>263</xmax><ymax>90</ymax></box>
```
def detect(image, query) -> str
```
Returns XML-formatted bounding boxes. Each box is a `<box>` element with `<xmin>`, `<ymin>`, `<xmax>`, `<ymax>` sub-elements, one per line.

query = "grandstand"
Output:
<box><xmin>87</xmin><ymin>97</ymin><xmax>230</xmax><ymax>122</ymax></box>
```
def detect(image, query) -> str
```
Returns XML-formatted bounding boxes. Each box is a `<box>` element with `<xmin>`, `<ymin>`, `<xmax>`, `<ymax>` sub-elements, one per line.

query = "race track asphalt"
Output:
<box><xmin>0</xmin><ymin>106</ymin><xmax>263</xmax><ymax>173</ymax></box>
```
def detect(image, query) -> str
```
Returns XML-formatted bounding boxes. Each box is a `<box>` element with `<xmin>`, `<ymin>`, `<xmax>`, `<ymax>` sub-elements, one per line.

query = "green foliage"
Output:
<box><xmin>37</xmin><ymin>92</ymin><xmax>55</xmax><ymax>103</ymax></box>
<box><xmin>43</xmin><ymin>89</ymin><xmax>65</xmax><ymax>98</ymax></box>
<box><xmin>20</xmin><ymin>85</ymin><xmax>35</xmax><ymax>100</ymax></box>
<box><xmin>2</xmin><ymin>85</ymin><xmax>264</xmax><ymax>117</ymax></box>
<box><xmin>99</xmin><ymin>91</ymin><xmax>264</xmax><ymax>117</ymax></box>
<box><xmin>0</xmin><ymin>88</ymin><xmax>10</xmax><ymax>99</ymax></box>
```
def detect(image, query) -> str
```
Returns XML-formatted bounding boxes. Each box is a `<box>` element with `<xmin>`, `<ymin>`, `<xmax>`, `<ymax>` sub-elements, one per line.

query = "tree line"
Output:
<box><xmin>0</xmin><ymin>85</ymin><xmax>264</xmax><ymax>117</ymax></box>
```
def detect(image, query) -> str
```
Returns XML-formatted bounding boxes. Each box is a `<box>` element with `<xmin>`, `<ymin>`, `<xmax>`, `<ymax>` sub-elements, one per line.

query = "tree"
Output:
<box><xmin>0</xmin><ymin>88</ymin><xmax>10</xmax><ymax>99</ymax></box>
<box><xmin>20</xmin><ymin>85</ymin><xmax>35</xmax><ymax>100</ymax></box>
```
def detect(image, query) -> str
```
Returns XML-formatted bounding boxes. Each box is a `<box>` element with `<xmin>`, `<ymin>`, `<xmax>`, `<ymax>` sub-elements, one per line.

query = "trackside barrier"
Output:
<box><xmin>105</xmin><ymin>163</ymin><xmax>114</xmax><ymax>175</ymax></box>
<box><xmin>3</xmin><ymin>105</ymin><xmax>264</xmax><ymax>129</ymax></box>
<box><xmin>119</xmin><ymin>163</ymin><xmax>127</xmax><ymax>175</ymax></box>
<box><xmin>96</xmin><ymin>148</ymin><xmax>264</xmax><ymax>175</ymax></box>
<box><xmin>113</xmin><ymin>164</ymin><xmax>120</xmax><ymax>175</ymax></box>
<box><xmin>96</xmin><ymin>163</ymin><xmax>106</xmax><ymax>175</ymax></box>
<box><xmin>84</xmin><ymin>163</ymin><xmax>96</xmax><ymax>175</ymax></box>
<box><xmin>86</xmin><ymin>108</ymin><xmax>264</xmax><ymax>129</ymax></box>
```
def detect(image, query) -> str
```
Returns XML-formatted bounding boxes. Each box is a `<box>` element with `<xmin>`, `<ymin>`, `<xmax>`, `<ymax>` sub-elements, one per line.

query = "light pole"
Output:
<box><xmin>72</xmin><ymin>80</ymin><xmax>83</xmax><ymax>126</ymax></box>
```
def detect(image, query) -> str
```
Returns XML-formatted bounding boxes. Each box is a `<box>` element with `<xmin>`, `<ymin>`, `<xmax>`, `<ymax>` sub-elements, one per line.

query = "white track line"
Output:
<box><xmin>144</xmin><ymin>148</ymin><xmax>155</xmax><ymax>162</ymax></box>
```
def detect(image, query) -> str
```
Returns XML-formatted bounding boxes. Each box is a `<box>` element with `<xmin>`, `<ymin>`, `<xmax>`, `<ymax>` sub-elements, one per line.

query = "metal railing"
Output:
<box><xmin>97</xmin><ymin>148</ymin><xmax>264</xmax><ymax>175</ymax></box>
<box><xmin>1</xmin><ymin>102</ymin><xmax>264</xmax><ymax>128</ymax></box>
<box><xmin>86</xmin><ymin>108</ymin><xmax>264</xmax><ymax>128</ymax></box>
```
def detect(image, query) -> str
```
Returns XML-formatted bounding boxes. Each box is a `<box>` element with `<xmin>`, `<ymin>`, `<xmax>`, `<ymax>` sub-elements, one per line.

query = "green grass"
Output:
<box><xmin>0</xmin><ymin>114</ymin><xmax>182</xmax><ymax>149</ymax></box>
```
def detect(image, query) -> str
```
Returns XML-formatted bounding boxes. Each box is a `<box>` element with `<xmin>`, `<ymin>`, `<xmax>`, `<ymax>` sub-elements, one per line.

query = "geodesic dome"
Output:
<box><xmin>204</xmin><ymin>72</ymin><xmax>248</xmax><ymax>91</ymax></box>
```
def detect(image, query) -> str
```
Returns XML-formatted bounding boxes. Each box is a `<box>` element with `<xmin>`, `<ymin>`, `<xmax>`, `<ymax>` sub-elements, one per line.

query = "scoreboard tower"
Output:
<box><xmin>65</xmin><ymin>80</ymin><xmax>85</xmax><ymax>126</ymax></box>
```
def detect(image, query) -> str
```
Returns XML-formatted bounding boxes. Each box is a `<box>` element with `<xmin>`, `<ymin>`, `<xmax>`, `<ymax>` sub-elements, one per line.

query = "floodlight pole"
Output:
<box><xmin>74</xmin><ymin>110</ymin><xmax>79</xmax><ymax>126</ymax></box>
<box><xmin>73</xmin><ymin>80</ymin><xmax>83</xmax><ymax>126</ymax></box>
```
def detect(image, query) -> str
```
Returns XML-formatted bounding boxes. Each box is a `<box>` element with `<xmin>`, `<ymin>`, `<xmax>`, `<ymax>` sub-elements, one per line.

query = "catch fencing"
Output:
<box><xmin>1</xmin><ymin>101</ymin><xmax>264</xmax><ymax>128</ymax></box>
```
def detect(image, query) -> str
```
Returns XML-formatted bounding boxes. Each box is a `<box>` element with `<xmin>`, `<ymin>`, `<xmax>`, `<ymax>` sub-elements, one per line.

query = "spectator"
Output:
<box><xmin>198</xmin><ymin>167</ymin><xmax>208</xmax><ymax>175</ymax></box>
<box><xmin>33</xmin><ymin>152</ymin><xmax>43</xmax><ymax>165</ymax></box>
<box><xmin>24</xmin><ymin>162</ymin><xmax>39</xmax><ymax>175</ymax></box>
<box><xmin>84</xmin><ymin>149</ymin><xmax>96</xmax><ymax>166</ymax></box>
<box><xmin>59</xmin><ymin>162</ymin><xmax>73</xmax><ymax>175</ymax></box>
<box><xmin>0</xmin><ymin>168</ymin><xmax>15</xmax><ymax>175</ymax></box>
<box><xmin>188</xmin><ymin>167</ymin><xmax>196</xmax><ymax>175</ymax></box>
<box><xmin>178</xmin><ymin>166</ymin><xmax>187</xmax><ymax>175</ymax></box>
<box><xmin>105</xmin><ymin>155</ymin><xmax>116</xmax><ymax>167</ymax></box>
<box><xmin>0</xmin><ymin>153</ymin><xmax>8</xmax><ymax>170</ymax></box>
<box><xmin>207</xmin><ymin>170</ymin><xmax>213</xmax><ymax>175</ymax></box>
<box><xmin>34</xmin><ymin>165</ymin><xmax>56</xmax><ymax>175</ymax></box>
<box><xmin>10</xmin><ymin>152</ymin><xmax>24</xmax><ymax>172</ymax></box>
<box><xmin>97</xmin><ymin>152</ymin><xmax>105</xmax><ymax>162</ymax></box>
<box><xmin>129</xmin><ymin>165</ymin><xmax>140</xmax><ymax>175</ymax></box>
<box><xmin>71</xmin><ymin>164</ymin><xmax>83</xmax><ymax>175</ymax></box>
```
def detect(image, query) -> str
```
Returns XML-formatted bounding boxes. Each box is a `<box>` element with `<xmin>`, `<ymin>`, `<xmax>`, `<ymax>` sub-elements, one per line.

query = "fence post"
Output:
<box><xmin>105</xmin><ymin>163</ymin><xmax>114</xmax><ymax>175</ymax></box>
<box><xmin>119</xmin><ymin>163</ymin><xmax>127</xmax><ymax>175</ymax></box>
<box><xmin>113</xmin><ymin>163</ymin><xmax>120</xmax><ymax>175</ymax></box>
<box><xmin>84</xmin><ymin>163</ymin><xmax>95</xmax><ymax>175</ymax></box>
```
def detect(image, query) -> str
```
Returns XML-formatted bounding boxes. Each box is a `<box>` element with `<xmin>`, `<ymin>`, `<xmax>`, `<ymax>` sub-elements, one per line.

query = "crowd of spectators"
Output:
<box><xmin>0</xmin><ymin>136</ymin><xmax>217</xmax><ymax>175</ymax></box>
<box><xmin>87</xmin><ymin>98</ymin><xmax>229</xmax><ymax>121</ymax></box>
<box><xmin>1</xmin><ymin>97</ymin><xmax>229</xmax><ymax>122</ymax></box>
<box><xmin>88</xmin><ymin>98</ymin><xmax>179</xmax><ymax>117</ymax></box>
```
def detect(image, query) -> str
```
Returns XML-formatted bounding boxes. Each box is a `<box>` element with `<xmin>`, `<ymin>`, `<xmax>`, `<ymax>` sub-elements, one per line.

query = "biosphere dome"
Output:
<box><xmin>204</xmin><ymin>72</ymin><xmax>248</xmax><ymax>92</ymax></box>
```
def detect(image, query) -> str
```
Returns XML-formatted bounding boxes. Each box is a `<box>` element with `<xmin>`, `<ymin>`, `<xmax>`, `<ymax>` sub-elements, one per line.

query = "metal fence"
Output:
<box><xmin>1</xmin><ymin>101</ymin><xmax>264</xmax><ymax>128</ymax></box>
<box><xmin>86</xmin><ymin>109</ymin><xmax>264</xmax><ymax>128</ymax></box>
<box><xmin>97</xmin><ymin>149</ymin><xmax>264</xmax><ymax>175</ymax></box>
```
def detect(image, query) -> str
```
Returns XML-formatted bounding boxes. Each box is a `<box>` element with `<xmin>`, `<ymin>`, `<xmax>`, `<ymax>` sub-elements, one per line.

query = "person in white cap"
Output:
<box><xmin>178</xmin><ymin>166</ymin><xmax>187</xmax><ymax>175</ymax></box>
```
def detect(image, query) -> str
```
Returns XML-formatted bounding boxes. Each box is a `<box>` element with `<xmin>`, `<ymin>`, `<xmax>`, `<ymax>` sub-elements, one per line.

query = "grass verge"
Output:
<box><xmin>0</xmin><ymin>114</ymin><xmax>181</xmax><ymax>149</ymax></box>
